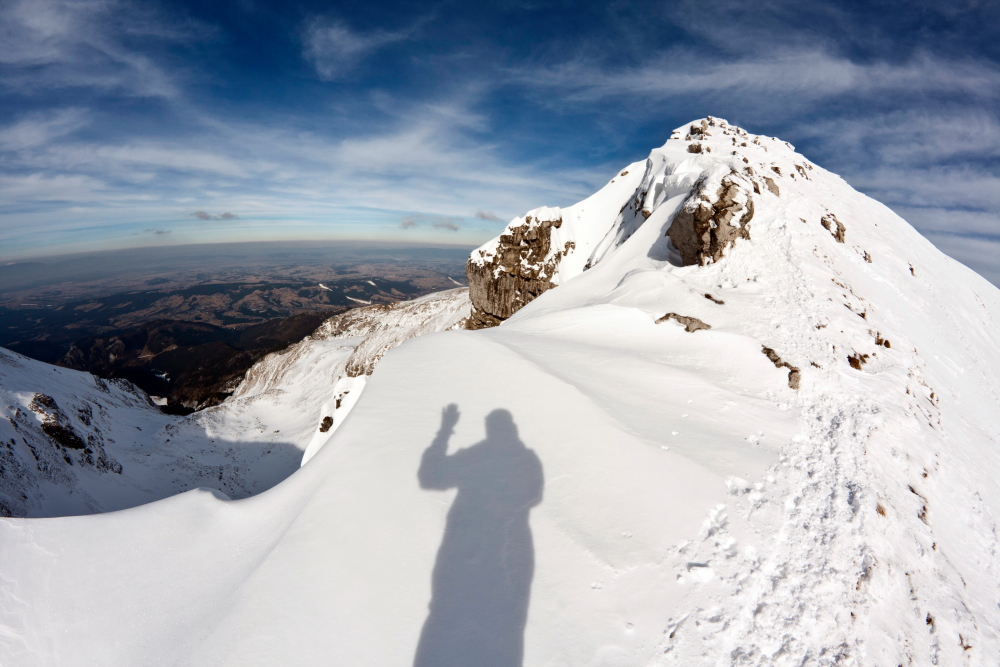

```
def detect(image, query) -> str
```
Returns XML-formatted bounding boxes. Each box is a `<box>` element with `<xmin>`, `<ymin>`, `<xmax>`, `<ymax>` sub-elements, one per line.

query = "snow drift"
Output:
<box><xmin>3</xmin><ymin>118</ymin><xmax>1000</xmax><ymax>666</ymax></box>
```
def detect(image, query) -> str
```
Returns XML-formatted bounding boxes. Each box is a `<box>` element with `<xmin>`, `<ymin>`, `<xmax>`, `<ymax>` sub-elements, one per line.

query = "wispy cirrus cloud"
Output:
<box><xmin>0</xmin><ymin>0</ymin><xmax>997</xmax><ymax>287</ymax></box>
<box><xmin>515</xmin><ymin>49</ymin><xmax>1000</xmax><ymax>113</ymax></box>
<box><xmin>0</xmin><ymin>0</ymin><xmax>203</xmax><ymax>98</ymax></box>
<box><xmin>0</xmin><ymin>89</ymin><xmax>603</xmax><ymax>256</ymax></box>
<box><xmin>302</xmin><ymin>17</ymin><xmax>413</xmax><ymax>80</ymax></box>
<box><xmin>0</xmin><ymin>172</ymin><xmax>107</xmax><ymax>203</ymax></box>
<box><xmin>0</xmin><ymin>108</ymin><xmax>90</xmax><ymax>151</ymax></box>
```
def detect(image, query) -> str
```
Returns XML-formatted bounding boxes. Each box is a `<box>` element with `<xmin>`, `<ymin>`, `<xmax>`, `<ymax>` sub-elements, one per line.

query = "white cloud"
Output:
<box><xmin>514</xmin><ymin>50</ymin><xmax>1000</xmax><ymax>115</ymax></box>
<box><xmin>302</xmin><ymin>17</ymin><xmax>410</xmax><ymax>80</ymax></box>
<box><xmin>0</xmin><ymin>91</ymin><xmax>612</xmax><ymax>258</ymax></box>
<box><xmin>0</xmin><ymin>108</ymin><xmax>90</xmax><ymax>151</ymax></box>
<box><xmin>0</xmin><ymin>0</ymin><xmax>202</xmax><ymax>97</ymax></box>
<box><xmin>0</xmin><ymin>172</ymin><xmax>107</xmax><ymax>202</ymax></box>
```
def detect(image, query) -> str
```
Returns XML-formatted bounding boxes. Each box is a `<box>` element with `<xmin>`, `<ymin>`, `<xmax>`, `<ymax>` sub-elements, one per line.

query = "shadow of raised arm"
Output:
<box><xmin>418</xmin><ymin>404</ymin><xmax>461</xmax><ymax>490</ymax></box>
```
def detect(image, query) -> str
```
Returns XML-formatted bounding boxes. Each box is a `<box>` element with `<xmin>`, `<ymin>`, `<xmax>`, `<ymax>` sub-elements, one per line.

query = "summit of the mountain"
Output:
<box><xmin>467</xmin><ymin>116</ymin><xmax>827</xmax><ymax>328</ymax></box>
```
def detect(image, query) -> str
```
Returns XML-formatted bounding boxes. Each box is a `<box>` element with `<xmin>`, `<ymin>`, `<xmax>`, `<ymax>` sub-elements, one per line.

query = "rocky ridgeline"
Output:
<box><xmin>465</xmin><ymin>117</ymin><xmax>814</xmax><ymax>328</ymax></box>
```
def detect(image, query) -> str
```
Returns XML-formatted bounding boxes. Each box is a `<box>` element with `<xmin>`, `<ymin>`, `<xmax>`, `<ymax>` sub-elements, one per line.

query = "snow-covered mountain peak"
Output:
<box><xmin>465</xmin><ymin>117</ymin><xmax>841</xmax><ymax>328</ymax></box>
<box><xmin>4</xmin><ymin>120</ymin><xmax>1000</xmax><ymax>666</ymax></box>
<box><xmin>455</xmin><ymin>117</ymin><xmax>1000</xmax><ymax>663</ymax></box>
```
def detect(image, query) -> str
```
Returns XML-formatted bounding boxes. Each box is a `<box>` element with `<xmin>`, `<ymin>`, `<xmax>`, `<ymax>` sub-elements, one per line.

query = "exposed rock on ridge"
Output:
<box><xmin>667</xmin><ymin>170</ymin><xmax>755</xmax><ymax>266</ymax></box>
<box><xmin>656</xmin><ymin>312</ymin><xmax>712</xmax><ymax>332</ymax></box>
<box><xmin>466</xmin><ymin>210</ymin><xmax>573</xmax><ymax>330</ymax></box>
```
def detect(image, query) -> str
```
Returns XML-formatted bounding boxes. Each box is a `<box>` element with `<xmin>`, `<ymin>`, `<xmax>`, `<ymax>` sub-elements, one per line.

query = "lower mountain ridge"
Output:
<box><xmin>2</xmin><ymin>118</ymin><xmax>999</xmax><ymax>666</ymax></box>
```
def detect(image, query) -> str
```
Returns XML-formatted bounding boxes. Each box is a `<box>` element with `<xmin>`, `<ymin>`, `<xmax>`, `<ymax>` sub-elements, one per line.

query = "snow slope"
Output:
<box><xmin>0</xmin><ymin>348</ymin><xmax>303</xmax><ymax>517</ymax></box>
<box><xmin>3</xmin><ymin>119</ymin><xmax>1000</xmax><ymax>666</ymax></box>
<box><xmin>0</xmin><ymin>289</ymin><xmax>470</xmax><ymax>517</ymax></box>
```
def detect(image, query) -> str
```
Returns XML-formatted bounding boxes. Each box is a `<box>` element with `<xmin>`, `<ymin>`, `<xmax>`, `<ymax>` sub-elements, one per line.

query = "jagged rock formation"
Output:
<box><xmin>466</xmin><ymin>209</ymin><xmax>572</xmax><ymax>329</ymax></box>
<box><xmin>229</xmin><ymin>288</ymin><xmax>471</xmax><ymax>464</ymax></box>
<box><xmin>822</xmin><ymin>212</ymin><xmax>847</xmax><ymax>242</ymax></box>
<box><xmin>761</xmin><ymin>345</ymin><xmax>801</xmax><ymax>390</ymax></box>
<box><xmin>667</xmin><ymin>170</ymin><xmax>754</xmax><ymax>266</ymax></box>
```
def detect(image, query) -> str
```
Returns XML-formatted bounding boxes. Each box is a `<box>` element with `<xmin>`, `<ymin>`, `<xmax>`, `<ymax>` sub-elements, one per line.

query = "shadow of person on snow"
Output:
<box><xmin>414</xmin><ymin>404</ymin><xmax>544</xmax><ymax>667</ymax></box>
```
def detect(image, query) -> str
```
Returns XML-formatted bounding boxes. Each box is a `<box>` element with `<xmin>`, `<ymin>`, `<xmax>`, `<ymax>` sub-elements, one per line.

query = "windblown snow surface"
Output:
<box><xmin>3</xmin><ymin>119</ymin><xmax>1000</xmax><ymax>666</ymax></box>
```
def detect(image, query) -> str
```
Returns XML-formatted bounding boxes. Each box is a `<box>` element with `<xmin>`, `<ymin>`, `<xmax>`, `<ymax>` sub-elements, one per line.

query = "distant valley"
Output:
<box><xmin>1</xmin><ymin>241</ymin><xmax>471</xmax><ymax>411</ymax></box>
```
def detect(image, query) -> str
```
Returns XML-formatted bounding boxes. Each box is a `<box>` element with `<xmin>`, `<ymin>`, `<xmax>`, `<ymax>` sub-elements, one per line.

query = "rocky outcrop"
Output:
<box><xmin>821</xmin><ymin>213</ymin><xmax>846</xmax><ymax>243</ymax></box>
<box><xmin>656</xmin><ymin>313</ymin><xmax>712</xmax><ymax>332</ymax></box>
<box><xmin>761</xmin><ymin>346</ymin><xmax>801</xmax><ymax>390</ymax></box>
<box><xmin>667</xmin><ymin>171</ymin><xmax>755</xmax><ymax>266</ymax></box>
<box><xmin>27</xmin><ymin>392</ymin><xmax>122</xmax><ymax>472</ymax></box>
<box><xmin>466</xmin><ymin>211</ymin><xmax>574</xmax><ymax>330</ymax></box>
<box><xmin>463</xmin><ymin>117</ymin><xmax>790</xmax><ymax>328</ymax></box>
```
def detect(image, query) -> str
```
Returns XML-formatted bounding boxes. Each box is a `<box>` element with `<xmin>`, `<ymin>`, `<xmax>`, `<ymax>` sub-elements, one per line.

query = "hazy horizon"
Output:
<box><xmin>1</xmin><ymin>0</ymin><xmax>998</xmax><ymax>285</ymax></box>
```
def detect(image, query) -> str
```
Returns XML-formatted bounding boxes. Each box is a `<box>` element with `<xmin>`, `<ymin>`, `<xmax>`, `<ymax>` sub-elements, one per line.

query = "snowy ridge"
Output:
<box><xmin>0</xmin><ymin>289</ymin><xmax>470</xmax><ymax>517</ymax></box>
<box><xmin>231</xmin><ymin>288</ymin><xmax>470</xmax><ymax>464</ymax></box>
<box><xmin>487</xmin><ymin>116</ymin><xmax>1000</xmax><ymax>664</ymax></box>
<box><xmin>0</xmin><ymin>348</ymin><xmax>301</xmax><ymax>517</ymax></box>
<box><xmin>2</xmin><ymin>119</ymin><xmax>1000</xmax><ymax>666</ymax></box>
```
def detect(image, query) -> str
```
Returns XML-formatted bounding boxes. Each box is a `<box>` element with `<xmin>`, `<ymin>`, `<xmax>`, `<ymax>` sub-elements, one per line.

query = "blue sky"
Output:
<box><xmin>2</xmin><ymin>0</ymin><xmax>999</xmax><ymax>284</ymax></box>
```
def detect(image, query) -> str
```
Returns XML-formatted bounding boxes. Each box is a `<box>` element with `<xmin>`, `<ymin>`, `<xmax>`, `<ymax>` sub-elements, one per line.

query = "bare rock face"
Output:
<box><xmin>466</xmin><ymin>212</ymin><xmax>574</xmax><ymax>330</ymax></box>
<box><xmin>761</xmin><ymin>346</ymin><xmax>801</xmax><ymax>390</ymax></box>
<box><xmin>821</xmin><ymin>213</ymin><xmax>846</xmax><ymax>243</ymax></box>
<box><xmin>656</xmin><ymin>313</ymin><xmax>712</xmax><ymax>332</ymax></box>
<box><xmin>667</xmin><ymin>171</ymin><xmax>755</xmax><ymax>266</ymax></box>
<box><xmin>27</xmin><ymin>392</ymin><xmax>123</xmax><ymax>472</ymax></box>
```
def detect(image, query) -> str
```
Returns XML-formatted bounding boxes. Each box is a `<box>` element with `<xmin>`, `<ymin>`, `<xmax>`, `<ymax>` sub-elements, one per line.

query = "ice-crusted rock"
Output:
<box><xmin>228</xmin><ymin>289</ymin><xmax>471</xmax><ymax>465</ymax></box>
<box><xmin>296</xmin><ymin>288</ymin><xmax>470</xmax><ymax>463</ymax></box>
<box><xmin>667</xmin><ymin>169</ymin><xmax>754</xmax><ymax>266</ymax></box>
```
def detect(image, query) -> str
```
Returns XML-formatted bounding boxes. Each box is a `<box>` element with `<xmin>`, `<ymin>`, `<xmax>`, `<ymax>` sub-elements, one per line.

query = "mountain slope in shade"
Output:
<box><xmin>2</xmin><ymin>119</ymin><xmax>1000</xmax><ymax>666</ymax></box>
<box><xmin>0</xmin><ymin>289</ymin><xmax>470</xmax><ymax>517</ymax></box>
<box><xmin>0</xmin><ymin>348</ymin><xmax>302</xmax><ymax>517</ymax></box>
